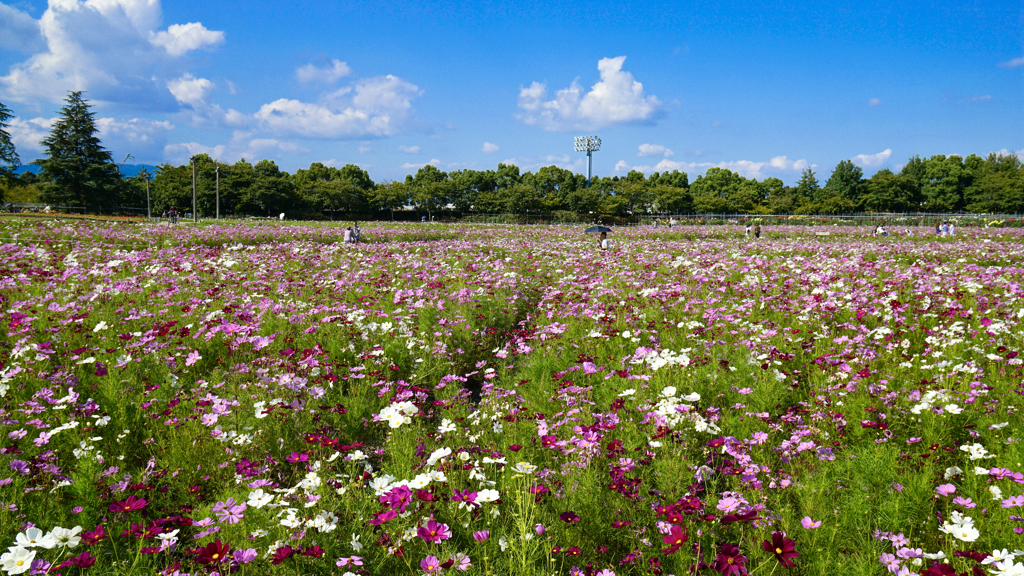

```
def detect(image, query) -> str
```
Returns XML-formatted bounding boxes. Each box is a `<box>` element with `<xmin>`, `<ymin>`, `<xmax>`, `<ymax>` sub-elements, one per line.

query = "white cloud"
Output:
<box><xmin>614</xmin><ymin>160</ymin><xmax>629</xmax><ymax>172</ymax></box>
<box><xmin>867</xmin><ymin>98</ymin><xmax>881</xmax><ymax>107</ymax></box>
<box><xmin>992</xmin><ymin>148</ymin><xmax>1024</xmax><ymax>161</ymax></box>
<box><xmin>851</xmin><ymin>149</ymin><xmax>892</xmax><ymax>169</ymax></box>
<box><xmin>96</xmin><ymin>117</ymin><xmax>175</xmax><ymax>159</ymax></box>
<box><xmin>638</xmin><ymin>143</ymin><xmax>673</xmax><ymax>158</ymax></box>
<box><xmin>397</xmin><ymin>145</ymin><xmax>420</xmax><ymax>154</ymax></box>
<box><xmin>625</xmin><ymin>154</ymin><xmax>814</xmax><ymax>180</ymax></box>
<box><xmin>254</xmin><ymin>74</ymin><xmax>422</xmax><ymax>138</ymax></box>
<box><xmin>997</xmin><ymin>56</ymin><xmax>1024</xmax><ymax>68</ymax></box>
<box><xmin>768</xmin><ymin>155</ymin><xmax>808</xmax><ymax>171</ymax></box>
<box><xmin>149</xmin><ymin>22</ymin><xmax>224</xmax><ymax>57</ymax></box>
<box><xmin>0</xmin><ymin>3</ymin><xmax>45</xmax><ymax>54</ymax></box>
<box><xmin>401</xmin><ymin>159</ymin><xmax>439</xmax><ymax>169</ymax></box>
<box><xmin>499</xmin><ymin>154</ymin><xmax>586</xmax><ymax>173</ymax></box>
<box><xmin>296</xmin><ymin>59</ymin><xmax>352</xmax><ymax>84</ymax></box>
<box><xmin>517</xmin><ymin>56</ymin><xmax>663</xmax><ymax>131</ymax></box>
<box><xmin>0</xmin><ymin>0</ymin><xmax>224</xmax><ymax>108</ymax></box>
<box><xmin>482</xmin><ymin>142</ymin><xmax>499</xmax><ymax>153</ymax></box>
<box><xmin>358</xmin><ymin>143</ymin><xmax>373</xmax><ymax>154</ymax></box>
<box><xmin>5</xmin><ymin>116</ymin><xmax>57</xmax><ymax>153</ymax></box>
<box><xmin>168</xmin><ymin>74</ymin><xmax>215</xmax><ymax>107</ymax></box>
<box><xmin>163</xmin><ymin>130</ymin><xmax>305</xmax><ymax>164</ymax></box>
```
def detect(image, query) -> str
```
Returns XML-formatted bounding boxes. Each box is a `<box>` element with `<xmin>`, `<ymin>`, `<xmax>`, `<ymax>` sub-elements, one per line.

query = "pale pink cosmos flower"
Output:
<box><xmin>801</xmin><ymin>517</ymin><xmax>821</xmax><ymax>529</ymax></box>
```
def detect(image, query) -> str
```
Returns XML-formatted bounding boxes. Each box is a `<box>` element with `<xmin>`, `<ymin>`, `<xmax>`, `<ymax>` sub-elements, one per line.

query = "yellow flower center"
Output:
<box><xmin>16</xmin><ymin>560</ymin><xmax>24</xmax><ymax>567</ymax></box>
<box><xmin>212</xmin><ymin>553</ymin><xmax>219</xmax><ymax>560</ymax></box>
<box><xmin>728</xmin><ymin>558</ymin><xmax>734</xmax><ymax>565</ymax></box>
<box><xmin>776</xmin><ymin>547</ymin><xmax>783</xmax><ymax>554</ymax></box>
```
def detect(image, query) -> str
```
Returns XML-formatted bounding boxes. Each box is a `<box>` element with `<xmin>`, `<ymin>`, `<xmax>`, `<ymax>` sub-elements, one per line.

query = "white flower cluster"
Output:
<box><xmin>938</xmin><ymin>510</ymin><xmax>978</xmax><ymax>542</ymax></box>
<box><xmin>2</xmin><ymin>526</ymin><xmax>82</xmax><ymax>575</ymax></box>
<box><xmin>378</xmin><ymin>401</ymin><xmax>419</xmax><ymax>429</ymax></box>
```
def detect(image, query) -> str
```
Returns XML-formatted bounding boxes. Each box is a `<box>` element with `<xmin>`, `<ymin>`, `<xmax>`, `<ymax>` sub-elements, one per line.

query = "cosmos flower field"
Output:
<box><xmin>1</xmin><ymin>219</ymin><xmax>1023</xmax><ymax>576</ymax></box>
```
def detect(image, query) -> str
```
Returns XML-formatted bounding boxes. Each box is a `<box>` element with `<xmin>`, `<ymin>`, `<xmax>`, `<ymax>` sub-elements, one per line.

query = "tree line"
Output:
<box><xmin>3</xmin><ymin>92</ymin><xmax>1023</xmax><ymax>217</ymax></box>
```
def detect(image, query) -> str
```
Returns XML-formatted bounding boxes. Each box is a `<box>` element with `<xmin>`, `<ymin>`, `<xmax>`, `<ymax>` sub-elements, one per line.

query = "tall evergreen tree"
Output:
<box><xmin>0</xmin><ymin>101</ymin><xmax>19</xmax><ymax>185</ymax></box>
<box><xmin>37</xmin><ymin>91</ymin><xmax>121</xmax><ymax>207</ymax></box>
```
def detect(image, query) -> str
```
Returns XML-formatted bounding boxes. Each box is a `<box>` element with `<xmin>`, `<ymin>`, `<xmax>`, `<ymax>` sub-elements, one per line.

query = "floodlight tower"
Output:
<box><xmin>574</xmin><ymin>135</ymin><xmax>601</xmax><ymax>187</ymax></box>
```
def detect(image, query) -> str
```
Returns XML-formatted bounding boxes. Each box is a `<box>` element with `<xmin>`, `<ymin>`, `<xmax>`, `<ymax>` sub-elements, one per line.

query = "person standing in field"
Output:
<box><xmin>669</xmin><ymin>217</ymin><xmax>677</xmax><ymax>228</ymax></box>
<box><xmin>343</xmin><ymin>226</ymin><xmax>352</xmax><ymax>243</ymax></box>
<box><xmin>599</xmin><ymin>231</ymin><xmax>610</xmax><ymax>251</ymax></box>
<box><xmin>754</xmin><ymin>223</ymin><xmax>761</xmax><ymax>239</ymax></box>
<box><xmin>352</xmin><ymin>222</ymin><xmax>361</xmax><ymax>243</ymax></box>
<box><xmin>948</xmin><ymin>222</ymin><xmax>955</xmax><ymax>236</ymax></box>
<box><xmin>745</xmin><ymin>223</ymin><xmax>751</xmax><ymax>239</ymax></box>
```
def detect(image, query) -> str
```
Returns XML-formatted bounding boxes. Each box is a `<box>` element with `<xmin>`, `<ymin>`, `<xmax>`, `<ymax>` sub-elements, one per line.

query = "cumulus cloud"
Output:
<box><xmin>638</xmin><ymin>143</ymin><xmax>673</xmax><ymax>158</ymax></box>
<box><xmin>517</xmin><ymin>56</ymin><xmax>663</xmax><ymax>131</ymax></box>
<box><xmin>96</xmin><ymin>117</ymin><xmax>175</xmax><ymax>159</ymax></box>
<box><xmin>397</xmin><ymin>145</ymin><xmax>420</xmax><ymax>154</ymax></box>
<box><xmin>254</xmin><ymin>74</ymin><xmax>422</xmax><ymax>138</ymax></box>
<box><xmin>867</xmin><ymin>98</ymin><xmax>881</xmax><ymax>107</ymax></box>
<box><xmin>168</xmin><ymin>74</ymin><xmax>215</xmax><ymax>107</ymax></box>
<box><xmin>851</xmin><ymin>149</ymin><xmax>892</xmax><ymax>169</ymax></box>
<box><xmin>498</xmin><ymin>154</ymin><xmax>586</xmax><ymax>173</ymax></box>
<box><xmin>997</xmin><ymin>56</ymin><xmax>1024</xmax><ymax>68</ymax></box>
<box><xmin>0</xmin><ymin>3</ymin><xmax>45</xmax><ymax>54</ymax></box>
<box><xmin>164</xmin><ymin>130</ymin><xmax>306</xmax><ymax>164</ymax></box>
<box><xmin>0</xmin><ymin>0</ymin><xmax>224</xmax><ymax>108</ymax></box>
<box><xmin>149</xmin><ymin>22</ymin><xmax>224</xmax><ymax>57</ymax></box>
<box><xmin>624</xmin><ymin>154</ymin><xmax>814</xmax><ymax>180</ymax></box>
<box><xmin>401</xmin><ymin>159</ymin><xmax>440</xmax><ymax>169</ymax></box>
<box><xmin>5</xmin><ymin>116</ymin><xmax>57</xmax><ymax>153</ymax></box>
<box><xmin>296</xmin><ymin>59</ymin><xmax>352</xmax><ymax>84</ymax></box>
<box><xmin>482</xmin><ymin>142</ymin><xmax>499</xmax><ymax>153</ymax></box>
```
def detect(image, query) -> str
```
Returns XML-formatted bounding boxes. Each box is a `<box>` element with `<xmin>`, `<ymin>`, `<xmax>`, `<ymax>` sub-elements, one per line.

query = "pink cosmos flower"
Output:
<box><xmin>801</xmin><ymin>517</ymin><xmax>821</xmax><ymax>529</ymax></box>
<box><xmin>935</xmin><ymin>484</ymin><xmax>956</xmax><ymax>497</ymax></box>
<box><xmin>417</xmin><ymin>520</ymin><xmax>452</xmax><ymax>543</ymax></box>
<box><xmin>1001</xmin><ymin>494</ymin><xmax>1024</xmax><ymax>508</ymax></box>
<box><xmin>472</xmin><ymin>530</ymin><xmax>489</xmax><ymax>542</ymax></box>
<box><xmin>421</xmin><ymin>555</ymin><xmax>441</xmax><ymax>573</ymax></box>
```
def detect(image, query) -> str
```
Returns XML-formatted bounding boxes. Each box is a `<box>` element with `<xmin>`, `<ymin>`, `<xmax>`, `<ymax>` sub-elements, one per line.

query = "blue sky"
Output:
<box><xmin>1</xmin><ymin>0</ymin><xmax>1021</xmax><ymax>184</ymax></box>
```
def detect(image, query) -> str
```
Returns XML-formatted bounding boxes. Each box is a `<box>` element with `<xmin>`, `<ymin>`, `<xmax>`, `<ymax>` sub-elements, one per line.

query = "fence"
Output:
<box><xmin>459</xmin><ymin>212</ymin><xmax>1024</xmax><ymax>228</ymax></box>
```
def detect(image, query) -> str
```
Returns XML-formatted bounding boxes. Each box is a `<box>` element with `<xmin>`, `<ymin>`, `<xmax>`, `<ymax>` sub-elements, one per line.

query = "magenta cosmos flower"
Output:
<box><xmin>417</xmin><ymin>520</ymin><xmax>452</xmax><ymax>543</ymax></box>
<box><xmin>421</xmin><ymin>555</ymin><xmax>442</xmax><ymax>573</ymax></box>
<box><xmin>661</xmin><ymin>524</ymin><xmax>687</xmax><ymax>555</ymax></box>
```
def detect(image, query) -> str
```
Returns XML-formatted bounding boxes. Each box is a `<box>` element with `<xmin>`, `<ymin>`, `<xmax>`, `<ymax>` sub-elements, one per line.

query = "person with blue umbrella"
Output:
<box><xmin>585</xmin><ymin>225</ymin><xmax>613</xmax><ymax>251</ymax></box>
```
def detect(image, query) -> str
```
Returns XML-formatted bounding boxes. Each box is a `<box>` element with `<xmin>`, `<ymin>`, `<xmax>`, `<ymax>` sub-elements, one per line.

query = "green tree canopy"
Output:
<box><xmin>37</xmin><ymin>91</ymin><xmax>122</xmax><ymax>207</ymax></box>
<box><xmin>0</xmin><ymin>101</ymin><xmax>19</xmax><ymax>186</ymax></box>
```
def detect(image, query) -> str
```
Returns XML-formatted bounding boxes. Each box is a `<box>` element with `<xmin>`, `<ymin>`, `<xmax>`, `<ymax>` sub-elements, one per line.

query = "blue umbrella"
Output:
<box><xmin>584</xmin><ymin>225</ymin><xmax>613</xmax><ymax>234</ymax></box>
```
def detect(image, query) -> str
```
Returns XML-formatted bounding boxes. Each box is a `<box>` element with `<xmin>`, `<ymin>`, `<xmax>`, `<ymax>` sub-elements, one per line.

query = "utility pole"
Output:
<box><xmin>140</xmin><ymin>168</ymin><xmax>151</xmax><ymax>219</ymax></box>
<box><xmin>215</xmin><ymin>165</ymin><xmax>220</xmax><ymax>221</ymax></box>
<box><xmin>190</xmin><ymin>156</ymin><xmax>197</xmax><ymax>223</ymax></box>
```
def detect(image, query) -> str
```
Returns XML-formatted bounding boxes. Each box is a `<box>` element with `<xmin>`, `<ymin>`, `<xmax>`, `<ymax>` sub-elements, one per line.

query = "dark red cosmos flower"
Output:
<box><xmin>565</xmin><ymin>547</ymin><xmax>581</xmax><ymax>556</ymax></box>
<box><xmin>415</xmin><ymin>489</ymin><xmax>435</xmax><ymax>502</ymax></box>
<box><xmin>508</xmin><ymin>444</ymin><xmax>523</xmax><ymax>452</ymax></box>
<box><xmin>270</xmin><ymin>545</ymin><xmax>294</xmax><ymax>565</ymax></box>
<box><xmin>301</xmin><ymin>545</ymin><xmax>325</xmax><ymax>557</ymax></box>
<box><xmin>722</xmin><ymin>511</ymin><xmax>759</xmax><ymax>524</ymax></box>
<box><xmin>560</xmin><ymin>511</ymin><xmax>581</xmax><ymax>523</ymax></box>
<box><xmin>109</xmin><ymin>495</ymin><xmax>147</xmax><ymax>514</ymax></box>
<box><xmin>920</xmin><ymin>564</ymin><xmax>958</xmax><ymax>576</ymax></box>
<box><xmin>58</xmin><ymin>552</ymin><xmax>96</xmax><ymax>568</ymax></box>
<box><xmin>760</xmin><ymin>532</ymin><xmax>798</xmax><ymax>567</ymax></box>
<box><xmin>714</xmin><ymin>544</ymin><xmax>749</xmax><ymax>576</ymax></box>
<box><xmin>194</xmin><ymin>539</ymin><xmax>231</xmax><ymax>565</ymax></box>
<box><xmin>611</xmin><ymin>520</ymin><xmax>633</xmax><ymax>529</ymax></box>
<box><xmin>661</xmin><ymin>524</ymin><xmax>688</xmax><ymax>555</ymax></box>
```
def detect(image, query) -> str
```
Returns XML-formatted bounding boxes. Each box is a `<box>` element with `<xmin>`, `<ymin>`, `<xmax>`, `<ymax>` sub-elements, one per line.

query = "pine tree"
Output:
<box><xmin>38</xmin><ymin>91</ymin><xmax>121</xmax><ymax>208</ymax></box>
<box><xmin>0</xmin><ymin>101</ymin><xmax>19</xmax><ymax>184</ymax></box>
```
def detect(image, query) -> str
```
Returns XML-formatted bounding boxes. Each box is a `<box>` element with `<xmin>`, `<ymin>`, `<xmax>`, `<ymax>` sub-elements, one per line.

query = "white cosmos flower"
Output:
<box><xmin>15</xmin><ymin>527</ymin><xmax>56</xmax><ymax>549</ymax></box>
<box><xmin>247</xmin><ymin>489</ymin><xmax>274</xmax><ymax>509</ymax></box>
<box><xmin>0</xmin><ymin>547</ymin><xmax>36</xmax><ymax>575</ymax></box>
<box><xmin>619</xmin><ymin>389</ymin><xmax>636</xmax><ymax>397</ymax></box>
<box><xmin>427</xmin><ymin>447</ymin><xmax>452</xmax><ymax>466</ymax></box>
<box><xmin>477</xmin><ymin>489</ymin><xmax>499</xmax><ymax>503</ymax></box>
<box><xmin>983</xmin><ymin>549</ymin><xmax>1017</xmax><ymax>565</ymax></box>
<box><xmin>49</xmin><ymin>526</ymin><xmax>83</xmax><ymax>548</ymax></box>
